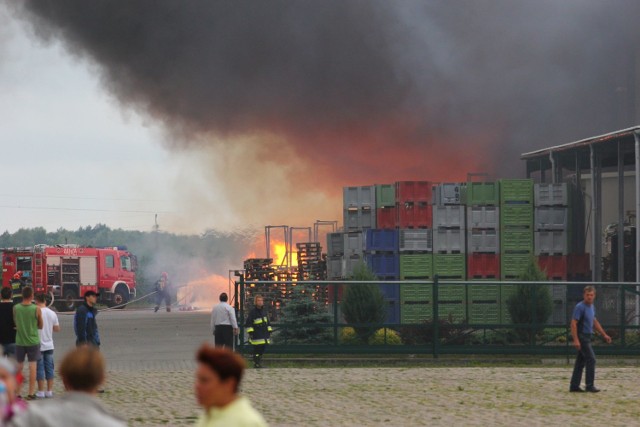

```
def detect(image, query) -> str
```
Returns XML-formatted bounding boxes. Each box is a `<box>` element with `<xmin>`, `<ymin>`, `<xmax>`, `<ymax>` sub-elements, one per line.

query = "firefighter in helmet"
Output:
<box><xmin>245</xmin><ymin>294</ymin><xmax>272</xmax><ymax>368</ymax></box>
<box><xmin>10</xmin><ymin>271</ymin><xmax>25</xmax><ymax>301</ymax></box>
<box><xmin>154</xmin><ymin>272</ymin><xmax>172</xmax><ymax>313</ymax></box>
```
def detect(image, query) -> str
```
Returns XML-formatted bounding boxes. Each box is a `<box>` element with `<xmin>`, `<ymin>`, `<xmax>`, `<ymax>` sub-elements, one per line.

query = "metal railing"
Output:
<box><xmin>234</xmin><ymin>276</ymin><xmax>640</xmax><ymax>356</ymax></box>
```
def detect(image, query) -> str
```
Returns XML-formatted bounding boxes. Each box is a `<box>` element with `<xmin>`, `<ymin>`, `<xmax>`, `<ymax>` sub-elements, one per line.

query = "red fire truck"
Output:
<box><xmin>1</xmin><ymin>244</ymin><xmax>136</xmax><ymax>311</ymax></box>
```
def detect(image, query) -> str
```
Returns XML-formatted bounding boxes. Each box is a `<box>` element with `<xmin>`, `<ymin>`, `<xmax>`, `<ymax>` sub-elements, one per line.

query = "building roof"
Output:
<box><xmin>521</xmin><ymin>126</ymin><xmax>640</xmax><ymax>160</ymax></box>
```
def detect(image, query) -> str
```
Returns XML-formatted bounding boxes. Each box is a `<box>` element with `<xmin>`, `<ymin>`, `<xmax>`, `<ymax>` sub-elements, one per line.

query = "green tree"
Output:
<box><xmin>279</xmin><ymin>283</ymin><xmax>333</xmax><ymax>344</ymax></box>
<box><xmin>341</xmin><ymin>263</ymin><xmax>386</xmax><ymax>343</ymax></box>
<box><xmin>506</xmin><ymin>257</ymin><xmax>553</xmax><ymax>343</ymax></box>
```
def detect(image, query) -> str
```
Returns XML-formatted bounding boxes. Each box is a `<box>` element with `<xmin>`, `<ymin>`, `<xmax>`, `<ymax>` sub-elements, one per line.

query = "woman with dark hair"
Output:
<box><xmin>194</xmin><ymin>344</ymin><xmax>267</xmax><ymax>427</ymax></box>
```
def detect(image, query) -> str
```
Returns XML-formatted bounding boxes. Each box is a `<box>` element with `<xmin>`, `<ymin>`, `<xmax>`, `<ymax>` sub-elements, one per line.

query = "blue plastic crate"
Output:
<box><xmin>364</xmin><ymin>229</ymin><xmax>399</xmax><ymax>252</ymax></box>
<box><xmin>365</xmin><ymin>253</ymin><xmax>400</xmax><ymax>278</ymax></box>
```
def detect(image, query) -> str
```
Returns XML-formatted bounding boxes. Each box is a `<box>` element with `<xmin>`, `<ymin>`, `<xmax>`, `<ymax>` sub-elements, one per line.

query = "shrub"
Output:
<box><xmin>340</xmin><ymin>327</ymin><xmax>360</xmax><ymax>344</ymax></box>
<box><xmin>506</xmin><ymin>257</ymin><xmax>553</xmax><ymax>343</ymax></box>
<box><xmin>342</xmin><ymin>263</ymin><xmax>386</xmax><ymax>343</ymax></box>
<box><xmin>368</xmin><ymin>328</ymin><xmax>402</xmax><ymax>345</ymax></box>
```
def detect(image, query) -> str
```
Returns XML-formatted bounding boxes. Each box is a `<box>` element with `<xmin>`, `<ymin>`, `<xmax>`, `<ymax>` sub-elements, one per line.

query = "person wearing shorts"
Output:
<box><xmin>35</xmin><ymin>293</ymin><xmax>60</xmax><ymax>399</ymax></box>
<box><xmin>13</xmin><ymin>286</ymin><xmax>43</xmax><ymax>400</ymax></box>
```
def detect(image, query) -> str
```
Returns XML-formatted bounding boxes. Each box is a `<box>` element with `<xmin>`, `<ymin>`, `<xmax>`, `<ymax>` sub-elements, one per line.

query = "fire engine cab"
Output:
<box><xmin>1</xmin><ymin>244</ymin><xmax>136</xmax><ymax>311</ymax></box>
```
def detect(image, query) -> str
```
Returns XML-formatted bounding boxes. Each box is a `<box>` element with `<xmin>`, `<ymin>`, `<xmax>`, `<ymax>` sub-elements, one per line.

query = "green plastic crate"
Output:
<box><xmin>469</xmin><ymin>303</ymin><xmax>500</xmax><ymax>324</ymax></box>
<box><xmin>438</xmin><ymin>283</ymin><xmax>466</xmax><ymax>301</ymax></box>
<box><xmin>499</xmin><ymin>179</ymin><xmax>533</xmax><ymax>204</ymax></box>
<box><xmin>400</xmin><ymin>284</ymin><xmax>432</xmax><ymax>303</ymax></box>
<box><xmin>468</xmin><ymin>283</ymin><xmax>500</xmax><ymax>302</ymax></box>
<box><xmin>501</xmin><ymin>228</ymin><xmax>533</xmax><ymax>252</ymax></box>
<box><xmin>433</xmin><ymin>254</ymin><xmax>466</xmax><ymax>278</ymax></box>
<box><xmin>376</xmin><ymin>184</ymin><xmax>396</xmax><ymax>208</ymax></box>
<box><xmin>501</xmin><ymin>254</ymin><xmax>531</xmax><ymax>279</ymax></box>
<box><xmin>500</xmin><ymin>204</ymin><xmax>533</xmax><ymax>226</ymax></box>
<box><xmin>400</xmin><ymin>254</ymin><xmax>433</xmax><ymax>279</ymax></box>
<box><xmin>401</xmin><ymin>302</ymin><xmax>431</xmax><ymax>323</ymax></box>
<box><xmin>467</xmin><ymin>182</ymin><xmax>500</xmax><ymax>206</ymax></box>
<box><xmin>438</xmin><ymin>302</ymin><xmax>467</xmax><ymax>323</ymax></box>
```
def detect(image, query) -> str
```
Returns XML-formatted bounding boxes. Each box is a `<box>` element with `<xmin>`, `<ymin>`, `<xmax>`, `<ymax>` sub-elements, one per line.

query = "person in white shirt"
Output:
<box><xmin>210</xmin><ymin>293</ymin><xmax>238</xmax><ymax>349</ymax></box>
<box><xmin>34</xmin><ymin>293</ymin><xmax>60</xmax><ymax>399</ymax></box>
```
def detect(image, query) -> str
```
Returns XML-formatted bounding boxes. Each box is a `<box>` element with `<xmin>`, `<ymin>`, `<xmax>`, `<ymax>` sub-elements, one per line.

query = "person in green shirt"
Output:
<box><xmin>194</xmin><ymin>344</ymin><xmax>267</xmax><ymax>427</ymax></box>
<box><xmin>13</xmin><ymin>286</ymin><xmax>43</xmax><ymax>400</ymax></box>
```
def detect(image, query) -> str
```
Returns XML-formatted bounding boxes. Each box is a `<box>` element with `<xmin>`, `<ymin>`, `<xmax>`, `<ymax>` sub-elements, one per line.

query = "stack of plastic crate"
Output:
<box><xmin>432</xmin><ymin>183</ymin><xmax>467</xmax><ymax>323</ymax></box>
<box><xmin>499</xmin><ymin>179</ymin><xmax>534</xmax><ymax>323</ymax></box>
<box><xmin>364</xmin><ymin>229</ymin><xmax>400</xmax><ymax>323</ymax></box>
<box><xmin>398</xmin><ymin>228</ymin><xmax>433</xmax><ymax>324</ymax></box>
<box><xmin>326</xmin><ymin>232</ymin><xmax>345</xmax><ymax>279</ymax></box>
<box><xmin>375</xmin><ymin>184</ymin><xmax>397</xmax><ymax>229</ymax></box>
<box><xmin>395</xmin><ymin>181</ymin><xmax>433</xmax><ymax>228</ymax></box>
<box><xmin>343</xmin><ymin>186</ymin><xmax>376</xmax><ymax>231</ymax></box>
<box><xmin>466</xmin><ymin>181</ymin><xmax>500</xmax><ymax>325</ymax></box>
<box><xmin>534</xmin><ymin>183</ymin><xmax>571</xmax><ymax>325</ymax></box>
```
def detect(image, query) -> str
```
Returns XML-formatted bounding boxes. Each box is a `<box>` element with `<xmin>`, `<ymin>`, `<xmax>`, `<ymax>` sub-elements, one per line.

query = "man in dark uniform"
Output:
<box><xmin>245</xmin><ymin>295</ymin><xmax>272</xmax><ymax>368</ymax></box>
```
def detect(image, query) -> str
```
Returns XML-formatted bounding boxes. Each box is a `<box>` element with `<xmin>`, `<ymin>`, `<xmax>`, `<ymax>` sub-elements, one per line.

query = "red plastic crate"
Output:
<box><xmin>537</xmin><ymin>255</ymin><xmax>568</xmax><ymax>280</ymax></box>
<box><xmin>397</xmin><ymin>204</ymin><xmax>432</xmax><ymax>228</ymax></box>
<box><xmin>395</xmin><ymin>181</ymin><xmax>434</xmax><ymax>204</ymax></box>
<box><xmin>467</xmin><ymin>254</ymin><xmax>500</xmax><ymax>279</ymax></box>
<box><xmin>376</xmin><ymin>207</ymin><xmax>397</xmax><ymax>229</ymax></box>
<box><xmin>568</xmin><ymin>253</ymin><xmax>590</xmax><ymax>279</ymax></box>
<box><xmin>327</xmin><ymin>284</ymin><xmax>344</xmax><ymax>304</ymax></box>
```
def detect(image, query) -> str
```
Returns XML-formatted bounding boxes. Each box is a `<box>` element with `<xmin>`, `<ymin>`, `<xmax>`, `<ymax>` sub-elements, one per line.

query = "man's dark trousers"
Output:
<box><xmin>570</xmin><ymin>334</ymin><xmax>596</xmax><ymax>389</ymax></box>
<box><xmin>214</xmin><ymin>325</ymin><xmax>234</xmax><ymax>349</ymax></box>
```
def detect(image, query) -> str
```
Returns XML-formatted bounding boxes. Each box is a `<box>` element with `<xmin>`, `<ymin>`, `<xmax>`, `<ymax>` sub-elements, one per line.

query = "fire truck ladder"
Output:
<box><xmin>32</xmin><ymin>244</ymin><xmax>46</xmax><ymax>289</ymax></box>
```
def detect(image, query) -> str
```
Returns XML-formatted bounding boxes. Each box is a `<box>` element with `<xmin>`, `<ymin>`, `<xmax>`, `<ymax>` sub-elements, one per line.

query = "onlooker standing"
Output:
<box><xmin>0</xmin><ymin>357</ymin><xmax>27</xmax><ymax>423</ymax></box>
<box><xmin>569</xmin><ymin>285</ymin><xmax>612</xmax><ymax>392</ymax></box>
<box><xmin>245</xmin><ymin>295</ymin><xmax>272</xmax><ymax>369</ymax></box>
<box><xmin>74</xmin><ymin>291</ymin><xmax>100</xmax><ymax>347</ymax></box>
<box><xmin>34</xmin><ymin>293</ymin><xmax>60</xmax><ymax>399</ymax></box>
<box><xmin>0</xmin><ymin>287</ymin><xmax>17</xmax><ymax>357</ymax></box>
<box><xmin>211</xmin><ymin>293</ymin><xmax>238</xmax><ymax>349</ymax></box>
<box><xmin>8</xmin><ymin>346</ymin><xmax>125</xmax><ymax>426</ymax></box>
<box><xmin>13</xmin><ymin>287</ymin><xmax>42</xmax><ymax>400</ymax></box>
<box><xmin>194</xmin><ymin>344</ymin><xmax>267</xmax><ymax>427</ymax></box>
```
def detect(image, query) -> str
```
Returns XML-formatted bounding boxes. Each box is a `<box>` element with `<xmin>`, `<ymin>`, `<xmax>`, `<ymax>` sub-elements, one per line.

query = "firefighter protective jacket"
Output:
<box><xmin>245</xmin><ymin>306</ymin><xmax>272</xmax><ymax>345</ymax></box>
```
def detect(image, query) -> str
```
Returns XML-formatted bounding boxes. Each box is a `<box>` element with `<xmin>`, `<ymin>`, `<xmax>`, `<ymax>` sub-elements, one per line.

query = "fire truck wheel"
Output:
<box><xmin>57</xmin><ymin>289</ymin><xmax>78</xmax><ymax>312</ymax></box>
<box><xmin>110</xmin><ymin>286</ymin><xmax>129</xmax><ymax>309</ymax></box>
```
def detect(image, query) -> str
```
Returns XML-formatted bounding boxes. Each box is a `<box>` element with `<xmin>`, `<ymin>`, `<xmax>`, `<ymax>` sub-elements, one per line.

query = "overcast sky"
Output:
<box><xmin>0</xmin><ymin>5</ymin><xmax>222</xmax><ymax>234</ymax></box>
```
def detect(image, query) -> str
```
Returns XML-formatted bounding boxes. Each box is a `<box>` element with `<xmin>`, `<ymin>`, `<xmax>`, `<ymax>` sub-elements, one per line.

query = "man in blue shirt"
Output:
<box><xmin>569</xmin><ymin>286</ymin><xmax>611</xmax><ymax>392</ymax></box>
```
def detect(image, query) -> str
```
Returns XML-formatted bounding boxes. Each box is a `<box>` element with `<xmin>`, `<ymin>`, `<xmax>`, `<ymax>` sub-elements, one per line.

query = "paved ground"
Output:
<box><xmin>18</xmin><ymin>308</ymin><xmax>640</xmax><ymax>426</ymax></box>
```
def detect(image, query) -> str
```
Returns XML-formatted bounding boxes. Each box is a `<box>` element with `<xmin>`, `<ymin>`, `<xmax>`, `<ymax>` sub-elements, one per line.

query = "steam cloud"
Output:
<box><xmin>8</xmin><ymin>0</ymin><xmax>640</xmax><ymax>231</ymax></box>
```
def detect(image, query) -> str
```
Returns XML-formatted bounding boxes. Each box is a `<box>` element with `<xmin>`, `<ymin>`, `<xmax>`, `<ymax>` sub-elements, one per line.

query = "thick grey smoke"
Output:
<box><xmin>8</xmin><ymin>1</ymin><xmax>640</xmax><ymax>188</ymax></box>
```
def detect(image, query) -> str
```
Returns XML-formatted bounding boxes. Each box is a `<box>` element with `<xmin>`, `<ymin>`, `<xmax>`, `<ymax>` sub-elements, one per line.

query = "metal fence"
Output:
<box><xmin>233</xmin><ymin>276</ymin><xmax>640</xmax><ymax>356</ymax></box>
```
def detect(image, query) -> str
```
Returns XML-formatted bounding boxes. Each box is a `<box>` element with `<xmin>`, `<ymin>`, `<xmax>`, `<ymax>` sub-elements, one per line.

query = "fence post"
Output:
<box><xmin>334</xmin><ymin>283</ymin><xmax>339</xmax><ymax>346</ymax></box>
<box><xmin>433</xmin><ymin>275</ymin><xmax>439</xmax><ymax>358</ymax></box>
<box><xmin>620</xmin><ymin>284</ymin><xmax>626</xmax><ymax>347</ymax></box>
<box><xmin>238</xmin><ymin>275</ymin><xmax>245</xmax><ymax>353</ymax></box>
<box><xmin>531</xmin><ymin>283</ymin><xmax>537</xmax><ymax>348</ymax></box>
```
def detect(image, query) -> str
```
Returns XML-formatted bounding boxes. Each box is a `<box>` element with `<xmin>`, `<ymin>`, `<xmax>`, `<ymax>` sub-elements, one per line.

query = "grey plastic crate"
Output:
<box><xmin>399</xmin><ymin>229</ymin><xmax>433</xmax><ymax>252</ymax></box>
<box><xmin>467</xmin><ymin>229</ymin><xmax>499</xmax><ymax>253</ymax></box>
<box><xmin>433</xmin><ymin>228</ymin><xmax>465</xmax><ymax>253</ymax></box>
<box><xmin>534</xmin><ymin>183</ymin><xmax>568</xmax><ymax>206</ymax></box>
<box><xmin>343</xmin><ymin>254</ymin><xmax>363</xmax><ymax>278</ymax></box>
<box><xmin>467</xmin><ymin>206</ymin><xmax>499</xmax><ymax>229</ymax></box>
<box><xmin>433</xmin><ymin>205</ymin><xmax>466</xmax><ymax>229</ymax></box>
<box><xmin>343</xmin><ymin>231</ymin><xmax>364</xmax><ymax>256</ymax></box>
<box><xmin>343</xmin><ymin>209</ymin><xmax>376</xmax><ymax>230</ymax></box>
<box><xmin>549</xmin><ymin>284</ymin><xmax>567</xmax><ymax>325</ymax></box>
<box><xmin>327</xmin><ymin>256</ymin><xmax>343</xmax><ymax>279</ymax></box>
<box><xmin>433</xmin><ymin>183</ymin><xmax>466</xmax><ymax>205</ymax></box>
<box><xmin>534</xmin><ymin>207</ymin><xmax>569</xmax><ymax>231</ymax></box>
<box><xmin>343</xmin><ymin>185</ymin><xmax>376</xmax><ymax>209</ymax></box>
<box><xmin>327</xmin><ymin>232</ymin><xmax>345</xmax><ymax>257</ymax></box>
<box><xmin>534</xmin><ymin>230</ymin><xmax>568</xmax><ymax>255</ymax></box>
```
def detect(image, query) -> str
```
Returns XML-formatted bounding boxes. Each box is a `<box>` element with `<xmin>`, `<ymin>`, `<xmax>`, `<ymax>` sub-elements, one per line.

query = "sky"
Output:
<box><xmin>0</xmin><ymin>5</ymin><xmax>182</xmax><ymax>233</ymax></box>
<box><xmin>1</xmin><ymin>1</ymin><xmax>638</xmax><ymax>237</ymax></box>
